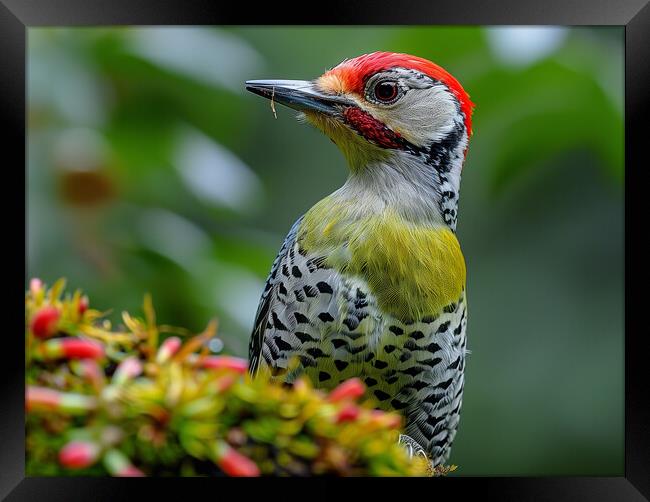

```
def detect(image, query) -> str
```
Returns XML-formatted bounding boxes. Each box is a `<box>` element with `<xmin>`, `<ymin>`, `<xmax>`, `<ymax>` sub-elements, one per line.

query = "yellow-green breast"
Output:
<box><xmin>299</xmin><ymin>198</ymin><xmax>466</xmax><ymax>322</ymax></box>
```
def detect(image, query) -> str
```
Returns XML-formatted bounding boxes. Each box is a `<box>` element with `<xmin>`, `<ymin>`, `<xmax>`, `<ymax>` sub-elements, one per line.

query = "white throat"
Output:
<box><xmin>332</xmin><ymin>125</ymin><xmax>468</xmax><ymax>231</ymax></box>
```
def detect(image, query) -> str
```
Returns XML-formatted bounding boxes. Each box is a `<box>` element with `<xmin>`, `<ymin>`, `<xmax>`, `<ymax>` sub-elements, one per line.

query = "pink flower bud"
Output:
<box><xmin>79</xmin><ymin>359</ymin><xmax>104</xmax><ymax>385</ymax></box>
<box><xmin>328</xmin><ymin>378</ymin><xmax>366</xmax><ymax>403</ymax></box>
<box><xmin>30</xmin><ymin>306</ymin><xmax>60</xmax><ymax>339</ymax></box>
<box><xmin>112</xmin><ymin>356</ymin><xmax>143</xmax><ymax>385</ymax></box>
<box><xmin>26</xmin><ymin>386</ymin><xmax>60</xmax><ymax>411</ymax></box>
<box><xmin>198</xmin><ymin>356</ymin><xmax>248</xmax><ymax>374</ymax></box>
<box><xmin>117</xmin><ymin>466</ymin><xmax>145</xmax><ymax>477</ymax></box>
<box><xmin>215</xmin><ymin>374</ymin><xmax>237</xmax><ymax>393</ymax></box>
<box><xmin>103</xmin><ymin>449</ymin><xmax>145</xmax><ymax>477</ymax></box>
<box><xmin>26</xmin><ymin>386</ymin><xmax>97</xmax><ymax>414</ymax></box>
<box><xmin>156</xmin><ymin>336</ymin><xmax>181</xmax><ymax>364</ymax></box>
<box><xmin>59</xmin><ymin>440</ymin><xmax>100</xmax><ymax>469</ymax></box>
<box><xmin>29</xmin><ymin>278</ymin><xmax>43</xmax><ymax>295</ymax></box>
<box><xmin>215</xmin><ymin>443</ymin><xmax>260</xmax><ymax>477</ymax></box>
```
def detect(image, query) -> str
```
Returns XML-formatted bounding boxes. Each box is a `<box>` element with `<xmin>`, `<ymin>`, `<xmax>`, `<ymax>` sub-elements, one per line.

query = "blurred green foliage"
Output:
<box><xmin>27</xmin><ymin>26</ymin><xmax>623</xmax><ymax>476</ymax></box>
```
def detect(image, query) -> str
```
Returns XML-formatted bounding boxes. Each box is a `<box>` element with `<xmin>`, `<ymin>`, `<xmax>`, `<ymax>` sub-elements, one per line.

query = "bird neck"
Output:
<box><xmin>335</xmin><ymin>145</ymin><xmax>465</xmax><ymax>231</ymax></box>
<box><xmin>332</xmin><ymin>112</ymin><xmax>469</xmax><ymax>231</ymax></box>
<box><xmin>306</xmin><ymin>107</ymin><xmax>469</xmax><ymax>230</ymax></box>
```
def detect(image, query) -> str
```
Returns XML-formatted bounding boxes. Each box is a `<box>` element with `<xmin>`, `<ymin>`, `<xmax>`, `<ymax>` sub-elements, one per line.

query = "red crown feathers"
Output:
<box><xmin>325</xmin><ymin>52</ymin><xmax>475</xmax><ymax>137</ymax></box>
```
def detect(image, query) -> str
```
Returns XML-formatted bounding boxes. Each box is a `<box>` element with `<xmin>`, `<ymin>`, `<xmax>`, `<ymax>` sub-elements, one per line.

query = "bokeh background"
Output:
<box><xmin>27</xmin><ymin>26</ymin><xmax>624</xmax><ymax>476</ymax></box>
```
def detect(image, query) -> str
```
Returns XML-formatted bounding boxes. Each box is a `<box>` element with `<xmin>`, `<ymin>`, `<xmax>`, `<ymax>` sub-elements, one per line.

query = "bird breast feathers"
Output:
<box><xmin>299</xmin><ymin>204</ymin><xmax>466</xmax><ymax>321</ymax></box>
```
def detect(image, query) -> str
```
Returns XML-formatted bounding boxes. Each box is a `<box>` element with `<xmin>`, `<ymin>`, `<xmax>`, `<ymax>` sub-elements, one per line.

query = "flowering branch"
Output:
<box><xmin>25</xmin><ymin>278</ymin><xmax>432</xmax><ymax>477</ymax></box>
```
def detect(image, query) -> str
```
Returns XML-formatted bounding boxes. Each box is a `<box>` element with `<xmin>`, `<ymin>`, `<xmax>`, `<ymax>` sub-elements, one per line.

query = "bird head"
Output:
<box><xmin>246</xmin><ymin>52</ymin><xmax>475</xmax><ymax>229</ymax></box>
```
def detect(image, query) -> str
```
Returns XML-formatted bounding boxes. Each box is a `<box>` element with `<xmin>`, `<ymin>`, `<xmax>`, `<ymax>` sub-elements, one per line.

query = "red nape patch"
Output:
<box><xmin>325</xmin><ymin>52</ymin><xmax>475</xmax><ymax>137</ymax></box>
<box><xmin>343</xmin><ymin>107</ymin><xmax>405</xmax><ymax>150</ymax></box>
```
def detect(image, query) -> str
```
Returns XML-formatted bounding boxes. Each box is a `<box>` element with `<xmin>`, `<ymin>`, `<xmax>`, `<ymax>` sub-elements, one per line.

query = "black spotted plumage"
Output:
<box><xmin>249</xmin><ymin>216</ymin><xmax>468</xmax><ymax>467</ymax></box>
<box><xmin>248</xmin><ymin>216</ymin><xmax>304</xmax><ymax>374</ymax></box>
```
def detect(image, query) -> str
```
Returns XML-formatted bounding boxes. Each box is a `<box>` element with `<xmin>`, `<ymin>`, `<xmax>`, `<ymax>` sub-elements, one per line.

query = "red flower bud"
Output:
<box><xmin>59</xmin><ymin>440</ymin><xmax>100</xmax><ymax>469</ymax></box>
<box><xmin>199</xmin><ymin>356</ymin><xmax>248</xmax><ymax>374</ymax></box>
<box><xmin>40</xmin><ymin>338</ymin><xmax>104</xmax><ymax>360</ymax></box>
<box><xmin>30</xmin><ymin>306</ymin><xmax>60</xmax><ymax>339</ymax></box>
<box><xmin>336</xmin><ymin>403</ymin><xmax>360</xmax><ymax>423</ymax></box>
<box><xmin>216</xmin><ymin>444</ymin><xmax>260</xmax><ymax>477</ymax></box>
<box><xmin>328</xmin><ymin>378</ymin><xmax>366</xmax><ymax>403</ymax></box>
<box><xmin>78</xmin><ymin>296</ymin><xmax>89</xmax><ymax>315</ymax></box>
<box><xmin>62</xmin><ymin>338</ymin><xmax>104</xmax><ymax>359</ymax></box>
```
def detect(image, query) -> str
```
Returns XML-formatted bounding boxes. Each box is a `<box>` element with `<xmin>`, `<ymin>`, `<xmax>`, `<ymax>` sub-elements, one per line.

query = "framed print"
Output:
<box><xmin>2</xmin><ymin>0</ymin><xmax>648</xmax><ymax>499</ymax></box>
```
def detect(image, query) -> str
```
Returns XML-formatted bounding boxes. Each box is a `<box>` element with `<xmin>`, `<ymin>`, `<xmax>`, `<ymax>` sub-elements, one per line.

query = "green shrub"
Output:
<box><xmin>25</xmin><ymin>278</ymin><xmax>440</xmax><ymax>477</ymax></box>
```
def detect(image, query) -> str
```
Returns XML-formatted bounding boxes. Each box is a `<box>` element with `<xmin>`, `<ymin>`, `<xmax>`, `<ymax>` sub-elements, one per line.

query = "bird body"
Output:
<box><xmin>246</xmin><ymin>52</ymin><xmax>474</xmax><ymax>466</ymax></box>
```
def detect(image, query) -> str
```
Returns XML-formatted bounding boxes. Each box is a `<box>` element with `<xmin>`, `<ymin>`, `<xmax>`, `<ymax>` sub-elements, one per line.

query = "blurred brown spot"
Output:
<box><xmin>58</xmin><ymin>170</ymin><xmax>115</xmax><ymax>206</ymax></box>
<box><xmin>226</xmin><ymin>427</ymin><xmax>247</xmax><ymax>447</ymax></box>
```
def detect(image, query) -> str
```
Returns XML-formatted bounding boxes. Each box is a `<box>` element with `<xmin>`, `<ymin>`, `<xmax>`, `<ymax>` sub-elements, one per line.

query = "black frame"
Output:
<box><xmin>3</xmin><ymin>1</ymin><xmax>648</xmax><ymax>499</ymax></box>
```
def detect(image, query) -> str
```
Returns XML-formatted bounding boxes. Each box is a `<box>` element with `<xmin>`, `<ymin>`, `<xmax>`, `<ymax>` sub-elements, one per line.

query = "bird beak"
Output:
<box><xmin>245</xmin><ymin>79</ymin><xmax>352</xmax><ymax>116</ymax></box>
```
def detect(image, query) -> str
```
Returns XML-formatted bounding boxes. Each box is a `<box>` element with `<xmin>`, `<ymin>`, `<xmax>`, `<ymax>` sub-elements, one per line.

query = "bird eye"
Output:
<box><xmin>373</xmin><ymin>81</ymin><xmax>399</xmax><ymax>102</ymax></box>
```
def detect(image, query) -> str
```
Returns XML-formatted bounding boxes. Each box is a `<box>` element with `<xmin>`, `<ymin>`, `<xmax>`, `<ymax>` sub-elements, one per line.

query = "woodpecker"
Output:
<box><xmin>246</xmin><ymin>52</ymin><xmax>474</xmax><ymax>467</ymax></box>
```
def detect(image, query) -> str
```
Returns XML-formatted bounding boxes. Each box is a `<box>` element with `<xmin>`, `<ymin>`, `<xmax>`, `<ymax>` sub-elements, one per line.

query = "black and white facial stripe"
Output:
<box><xmin>360</xmin><ymin>68</ymin><xmax>469</xmax><ymax>231</ymax></box>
